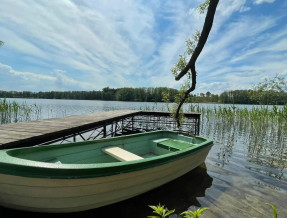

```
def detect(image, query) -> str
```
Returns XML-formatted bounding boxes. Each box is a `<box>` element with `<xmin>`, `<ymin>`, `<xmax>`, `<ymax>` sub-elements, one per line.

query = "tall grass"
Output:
<box><xmin>0</xmin><ymin>98</ymin><xmax>42</xmax><ymax>124</ymax></box>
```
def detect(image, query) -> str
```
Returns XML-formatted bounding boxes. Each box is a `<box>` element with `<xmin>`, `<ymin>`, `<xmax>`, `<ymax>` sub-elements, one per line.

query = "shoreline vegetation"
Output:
<box><xmin>1</xmin><ymin>97</ymin><xmax>286</xmax><ymax>126</ymax></box>
<box><xmin>0</xmin><ymin>98</ymin><xmax>41</xmax><ymax>124</ymax></box>
<box><xmin>0</xmin><ymin>86</ymin><xmax>287</xmax><ymax>105</ymax></box>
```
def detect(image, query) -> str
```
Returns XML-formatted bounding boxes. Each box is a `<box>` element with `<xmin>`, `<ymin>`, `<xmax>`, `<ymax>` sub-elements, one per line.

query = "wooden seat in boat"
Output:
<box><xmin>102</xmin><ymin>146</ymin><xmax>144</xmax><ymax>162</ymax></box>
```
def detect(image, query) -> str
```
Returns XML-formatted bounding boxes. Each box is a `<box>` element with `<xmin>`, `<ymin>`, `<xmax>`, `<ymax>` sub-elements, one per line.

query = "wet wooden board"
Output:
<box><xmin>0</xmin><ymin>110</ymin><xmax>140</xmax><ymax>149</ymax></box>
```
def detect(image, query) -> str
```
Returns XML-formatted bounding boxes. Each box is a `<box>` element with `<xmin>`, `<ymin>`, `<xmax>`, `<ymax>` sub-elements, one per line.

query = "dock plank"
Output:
<box><xmin>0</xmin><ymin>130</ymin><xmax>43</xmax><ymax>138</ymax></box>
<box><xmin>0</xmin><ymin>110</ymin><xmax>140</xmax><ymax>149</ymax></box>
<box><xmin>0</xmin><ymin>138</ymin><xmax>19</xmax><ymax>145</ymax></box>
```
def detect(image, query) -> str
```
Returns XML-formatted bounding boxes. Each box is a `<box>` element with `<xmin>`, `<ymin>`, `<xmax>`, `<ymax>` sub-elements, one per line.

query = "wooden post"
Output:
<box><xmin>103</xmin><ymin>125</ymin><xmax>107</xmax><ymax>138</ymax></box>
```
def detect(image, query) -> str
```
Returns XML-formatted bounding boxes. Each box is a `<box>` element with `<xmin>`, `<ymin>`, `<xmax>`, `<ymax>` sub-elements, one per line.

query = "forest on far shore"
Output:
<box><xmin>0</xmin><ymin>86</ymin><xmax>286</xmax><ymax>105</ymax></box>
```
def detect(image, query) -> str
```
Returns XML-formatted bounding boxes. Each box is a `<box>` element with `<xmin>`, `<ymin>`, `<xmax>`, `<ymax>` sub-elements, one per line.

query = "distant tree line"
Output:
<box><xmin>191</xmin><ymin>91</ymin><xmax>219</xmax><ymax>103</ymax></box>
<box><xmin>218</xmin><ymin>90</ymin><xmax>256</xmax><ymax>104</ymax></box>
<box><xmin>193</xmin><ymin>89</ymin><xmax>287</xmax><ymax>105</ymax></box>
<box><xmin>1</xmin><ymin>86</ymin><xmax>286</xmax><ymax>105</ymax></box>
<box><xmin>218</xmin><ymin>76</ymin><xmax>287</xmax><ymax>105</ymax></box>
<box><xmin>0</xmin><ymin>87</ymin><xmax>179</xmax><ymax>102</ymax></box>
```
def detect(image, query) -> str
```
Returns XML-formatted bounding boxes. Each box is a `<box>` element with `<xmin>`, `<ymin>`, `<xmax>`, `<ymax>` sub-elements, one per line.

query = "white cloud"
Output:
<box><xmin>196</xmin><ymin>82</ymin><xmax>229</xmax><ymax>94</ymax></box>
<box><xmin>0</xmin><ymin>63</ymin><xmax>55</xmax><ymax>81</ymax></box>
<box><xmin>0</xmin><ymin>0</ymin><xmax>286</xmax><ymax>95</ymax></box>
<box><xmin>0</xmin><ymin>27</ymin><xmax>47</xmax><ymax>59</ymax></box>
<box><xmin>53</xmin><ymin>69</ymin><xmax>96</xmax><ymax>91</ymax></box>
<box><xmin>0</xmin><ymin>63</ymin><xmax>97</xmax><ymax>91</ymax></box>
<box><xmin>217</xmin><ymin>0</ymin><xmax>248</xmax><ymax>17</ymax></box>
<box><xmin>254</xmin><ymin>0</ymin><xmax>276</xmax><ymax>5</ymax></box>
<box><xmin>0</xmin><ymin>0</ymin><xmax>157</xmax><ymax>90</ymax></box>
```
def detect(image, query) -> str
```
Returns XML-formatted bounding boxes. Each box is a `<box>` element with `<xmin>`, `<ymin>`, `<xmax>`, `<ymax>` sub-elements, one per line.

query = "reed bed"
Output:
<box><xmin>0</xmin><ymin>99</ymin><xmax>42</xmax><ymax>124</ymax></box>
<box><xmin>188</xmin><ymin>104</ymin><xmax>287</xmax><ymax>181</ymax></box>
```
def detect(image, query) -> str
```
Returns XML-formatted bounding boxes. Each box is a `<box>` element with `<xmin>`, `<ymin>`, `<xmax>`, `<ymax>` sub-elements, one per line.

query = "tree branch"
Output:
<box><xmin>175</xmin><ymin>0</ymin><xmax>219</xmax><ymax>81</ymax></box>
<box><xmin>174</xmin><ymin>0</ymin><xmax>219</xmax><ymax>127</ymax></box>
<box><xmin>175</xmin><ymin>66</ymin><xmax>197</xmax><ymax>127</ymax></box>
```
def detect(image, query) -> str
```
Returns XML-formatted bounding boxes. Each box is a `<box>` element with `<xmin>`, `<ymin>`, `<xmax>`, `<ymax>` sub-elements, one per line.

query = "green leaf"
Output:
<box><xmin>180</xmin><ymin>208</ymin><xmax>209</xmax><ymax>218</ymax></box>
<box><xmin>180</xmin><ymin>211</ymin><xmax>195</xmax><ymax>218</ymax></box>
<box><xmin>149</xmin><ymin>205</ymin><xmax>158</xmax><ymax>210</ymax></box>
<box><xmin>197</xmin><ymin>207</ymin><xmax>209</xmax><ymax>214</ymax></box>
<box><xmin>198</xmin><ymin>0</ymin><xmax>210</xmax><ymax>14</ymax></box>
<box><xmin>266</xmin><ymin>203</ymin><xmax>278</xmax><ymax>218</ymax></box>
<box><xmin>165</xmin><ymin>209</ymin><xmax>175</xmax><ymax>217</ymax></box>
<box><xmin>148</xmin><ymin>204</ymin><xmax>175</xmax><ymax>218</ymax></box>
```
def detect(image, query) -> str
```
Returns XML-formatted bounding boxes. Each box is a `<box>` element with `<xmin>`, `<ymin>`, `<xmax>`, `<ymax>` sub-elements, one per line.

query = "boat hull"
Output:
<box><xmin>0</xmin><ymin>145</ymin><xmax>211</xmax><ymax>213</ymax></box>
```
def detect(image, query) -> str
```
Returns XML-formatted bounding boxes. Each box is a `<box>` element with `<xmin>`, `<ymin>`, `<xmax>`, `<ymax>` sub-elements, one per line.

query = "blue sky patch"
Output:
<box><xmin>0</xmin><ymin>0</ymin><xmax>286</xmax><ymax>94</ymax></box>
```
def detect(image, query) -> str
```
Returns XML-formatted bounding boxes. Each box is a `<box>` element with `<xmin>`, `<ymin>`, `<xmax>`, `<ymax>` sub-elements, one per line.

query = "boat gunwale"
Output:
<box><xmin>0</xmin><ymin>131</ymin><xmax>213</xmax><ymax>179</ymax></box>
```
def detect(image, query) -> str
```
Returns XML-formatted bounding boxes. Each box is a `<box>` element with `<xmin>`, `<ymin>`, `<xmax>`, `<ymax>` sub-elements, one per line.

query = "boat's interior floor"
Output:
<box><xmin>48</xmin><ymin>138</ymin><xmax>195</xmax><ymax>164</ymax></box>
<box><xmin>8</xmin><ymin>134</ymin><xmax>206</xmax><ymax>164</ymax></box>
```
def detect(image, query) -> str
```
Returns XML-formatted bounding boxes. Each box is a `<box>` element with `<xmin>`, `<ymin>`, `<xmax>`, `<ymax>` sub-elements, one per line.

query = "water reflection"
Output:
<box><xmin>0</xmin><ymin>164</ymin><xmax>213</xmax><ymax>218</ymax></box>
<box><xmin>200</xmin><ymin>113</ymin><xmax>287</xmax><ymax>182</ymax></box>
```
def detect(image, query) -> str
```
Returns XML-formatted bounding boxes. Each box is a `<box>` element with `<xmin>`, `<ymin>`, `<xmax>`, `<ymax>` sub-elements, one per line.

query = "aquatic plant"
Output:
<box><xmin>181</xmin><ymin>208</ymin><xmax>209</xmax><ymax>218</ymax></box>
<box><xmin>188</xmin><ymin>103</ymin><xmax>287</xmax><ymax>179</ymax></box>
<box><xmin>266</xmin><ymin>203</ymin><xmax>278</xmax><ymax>218</ymax></box>
<box><xmin>149</xmin><ymin>203</ymin><xmax>278</xmax><ymax>218</ymax></box>
<box><xmin>148</xmin><ymin>205</ymin><xmax>208</xmax><ymax>218</ymax></box>
<box><xmin>148</xmin><ymin>204</ymin><xmax>175</xmax><ymax>218</ymax></box>
<box><xmin>0</xmin><ymin>98</ymin><xmax>42</xmax><ymax>124</ymax></box>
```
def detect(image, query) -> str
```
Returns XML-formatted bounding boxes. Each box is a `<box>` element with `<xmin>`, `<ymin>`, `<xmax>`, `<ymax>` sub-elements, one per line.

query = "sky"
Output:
<box><xmin>0</xmin><ymin>0</ymin><xmax>286</xmax><ymax>94</ymax></box>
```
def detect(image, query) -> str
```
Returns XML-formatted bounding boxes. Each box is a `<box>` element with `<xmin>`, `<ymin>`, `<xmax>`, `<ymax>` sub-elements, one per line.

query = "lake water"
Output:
<box><xmin>0</xmin><ymin>98</ymin><xmax>286</xmax><ymax>217</ymax></box>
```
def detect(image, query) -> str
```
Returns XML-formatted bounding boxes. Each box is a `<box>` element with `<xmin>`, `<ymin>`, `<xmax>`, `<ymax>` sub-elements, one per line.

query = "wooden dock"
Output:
<box><xmin>0</xmin><ymin>110</ymin><xmax>200</xmax><ymax>149</ymax></box>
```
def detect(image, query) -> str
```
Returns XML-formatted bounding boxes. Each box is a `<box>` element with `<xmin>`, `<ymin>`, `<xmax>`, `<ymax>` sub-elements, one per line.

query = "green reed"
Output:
<box><xmin>0</xmin><ymin>99</ymin><xmax>42</xmax><ymax>124</ymax></box>
<box><xmin>189</xmin><ymin>104</ymin><xmax>287</xmax><ymax>127</ymax></box>
<box><xmin>188</xmin><ymin>104</ymin><xmax>287</xmax><ymax>180</ymax></box>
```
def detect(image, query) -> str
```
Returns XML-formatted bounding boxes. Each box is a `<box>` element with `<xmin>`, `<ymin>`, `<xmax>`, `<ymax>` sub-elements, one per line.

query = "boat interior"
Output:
<box><xmin>7</xmin><ymin>131</ymin><xmax>208</xmax><ymax>164</ymax></box>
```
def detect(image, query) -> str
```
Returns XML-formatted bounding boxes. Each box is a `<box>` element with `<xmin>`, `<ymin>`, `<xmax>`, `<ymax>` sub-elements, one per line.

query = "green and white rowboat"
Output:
<box><xmin>0</xmin><ymin>130</ymin><xmax>213</xmax><ymax>213</ymax></box>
